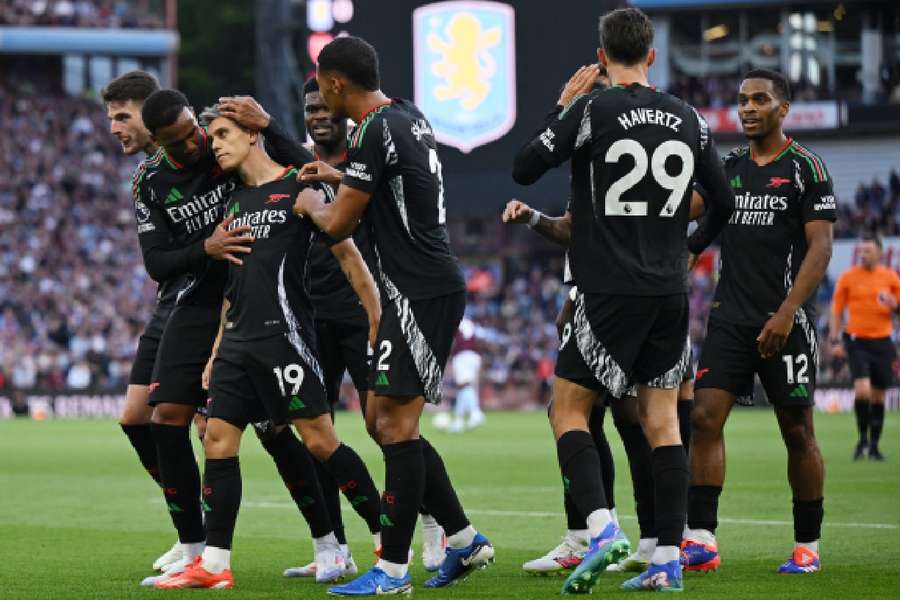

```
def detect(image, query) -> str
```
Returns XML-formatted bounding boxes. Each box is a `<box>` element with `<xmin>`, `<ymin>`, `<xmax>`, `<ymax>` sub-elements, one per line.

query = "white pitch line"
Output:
<box><xmin>226</xmin><ymin>500</ymin><xmax>898</xmax><ymax>530</ymax></box>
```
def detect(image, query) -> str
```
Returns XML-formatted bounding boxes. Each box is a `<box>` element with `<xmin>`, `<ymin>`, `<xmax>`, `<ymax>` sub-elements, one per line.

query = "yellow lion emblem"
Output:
<box><xmin>427</xmin><ymin>13</ymin><xmax>502</xmax><ymax>111</ymax></box>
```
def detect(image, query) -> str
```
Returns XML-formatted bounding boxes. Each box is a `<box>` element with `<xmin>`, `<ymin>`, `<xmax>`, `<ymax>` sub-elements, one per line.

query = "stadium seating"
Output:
<box><xmin>0</xmin><ymin>83</ymin><xmax>895</xmax><ymax>400</ymax></box>
<box><xmin>0</xmin><ymin>0</ymin><xmax>163</xmax><ymax>29</ymax></box>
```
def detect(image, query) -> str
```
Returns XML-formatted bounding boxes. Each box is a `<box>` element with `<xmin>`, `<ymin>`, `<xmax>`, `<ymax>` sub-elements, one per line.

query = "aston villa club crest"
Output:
<box><xmin>413</xmin><ymin>1</ymin><xmax>516</xmax><ymax>153</ymax></box>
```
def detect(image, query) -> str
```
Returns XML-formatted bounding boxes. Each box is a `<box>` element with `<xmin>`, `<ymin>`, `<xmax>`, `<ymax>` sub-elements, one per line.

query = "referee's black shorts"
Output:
<box><xmin>844</xmin><ymin>334</ymin><xmax>896</xmax><ymax>389</ymax></box>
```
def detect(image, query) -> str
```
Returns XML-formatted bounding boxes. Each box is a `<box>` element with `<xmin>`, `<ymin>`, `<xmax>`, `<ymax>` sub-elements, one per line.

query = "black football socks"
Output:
<box><xmin>151</xmin><ymin>423</ymin><xmax>205</xmax><ymax>543</ymax></box>
<box><xmin>379</xmin><ymin>439</ymin><xmax>425</xmax><ymax>564</ymax></box>
<box><xmin>556</xmin><ymin>430</ymin><xmax>609</xmax><ymax>528</ymax></box>
<box><xmin>121</xmin><ymin>423</ymin><xmax>161</xmax><ymax>485</ymax></box>
<box><xmin>651</xmin><ymin>445</ymin><xmax>689</xmax><ymax>548</ymax></box>
<box><xmin>615</xmin><ymin>418</ymin><xmax>656</xmax><ymax>539</ymax></box>
<box><xmin>793</xmin><ymin>497</ymin><xmax>824</xmax><ymax>544</ymax></box>
<box><xmin>260</xmin><ymin>427</ymin><xmax>332</xmax><ymax>539</ymax></box>
<box><xmin>203</xmin><ymin>457</ymin><xmax>242</xmax><ymax>550</ymax></box>
<box><xmin>323</xmin><ymin>443</ymin><xmax>382</xmax><ymax>534</ymax></box>
<box><xmin>687</xmin><ymin>484</ymin><xmax>722</xmax><ymax>535</ymax></box>
<box><xmin>420</xmin><ymin>437</ymin><xmax>470</xmax><ymax>537</ymax></box>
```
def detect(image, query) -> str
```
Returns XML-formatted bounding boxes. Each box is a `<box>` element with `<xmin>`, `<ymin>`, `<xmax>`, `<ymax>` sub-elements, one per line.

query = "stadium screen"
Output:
<box><xmin>346</xmin><ymin>0</ymin><xmax>607</xmax><ymax>216</ymax></box>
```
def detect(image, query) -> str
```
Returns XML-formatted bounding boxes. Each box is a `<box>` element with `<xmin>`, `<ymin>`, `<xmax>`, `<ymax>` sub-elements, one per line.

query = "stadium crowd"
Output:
<box><xmin>0</xmin><ymin>0</ymin><xmax>163</xmax><ymax>28</ymax></box>
<box><xmin>0</xmin><ymin>87</ymin><xmax>895</xmax><ymax>400</ymax></box>
<box><xmin>669</xmin><ymin>67</ymin><xmax>900</xmax><ymax>107</ymax></box>
<box><xmin>0</xmin><ymin>83</ymin><xmax>150</xmax><ymax>394</ymax></box>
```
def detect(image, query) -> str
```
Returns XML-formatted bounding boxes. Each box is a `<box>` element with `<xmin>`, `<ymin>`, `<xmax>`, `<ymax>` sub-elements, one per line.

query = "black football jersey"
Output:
<box><xmin>306</xmin><ymin>152</ymin><xmax>376</xmax><ymax>321</ymax></box>
<box><xmin>341</xmin><ymin>99</ymin><xmax>465</xmax><ymax>301</ymax></box>
<box><xmin>702</xmin><ymin>139</ymin><xmax>837</xmax><ymax>327</ymax></box>
<box><xmin>529</xmin><ymin>83</ymin><xmax>733</xmax><ymax>296</ymax></box>
<box><xmin>221</xmin><ymin>170</ymin><xmax>325</xmax><ymax>357</ymax></box>
<box><xmin>132</xmin><ymin>131</ymin><xmax>236</xmax><ymax>307</ymax></box>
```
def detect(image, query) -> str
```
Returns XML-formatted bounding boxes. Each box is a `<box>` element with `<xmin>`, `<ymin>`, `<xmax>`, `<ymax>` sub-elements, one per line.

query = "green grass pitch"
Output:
<box><xmin>1</xmin><ymin>410</ymin><xmax>898</xmax><ymax>599</ymax></box>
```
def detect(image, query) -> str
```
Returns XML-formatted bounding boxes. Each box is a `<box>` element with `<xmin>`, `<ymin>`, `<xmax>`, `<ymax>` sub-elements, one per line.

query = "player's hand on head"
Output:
<box><xmin>204</xmin><ymin>214</ymin><xmax>254</xmax><ymax>266</ymax></box>
<box><xmin>293</xmin><ymin>186</ymin><xmax>326</xmax><ymax>217</ymax></box>
<box><xmin>501</xmin><ymin>199</ymin><xmax>532</xmax><ymax>224</ymax></box>
<box><xmin>217</xmin><ymin>96</ymin><xmax>271</xmax><ymax>131</ymax></box>
<box><xmin>299</xmin><ymin>160</ymin><xmax>342</xmax><ymax>185</ymax></box>
<box><xmin>558</xmin><ymin>64</ymin><xmax>600</xmax><ymax>108</ymax></box>
<box><xmin>756</xmin><ymin>308</ymin><xmax>794</xmax><ymax>358</ymax></box>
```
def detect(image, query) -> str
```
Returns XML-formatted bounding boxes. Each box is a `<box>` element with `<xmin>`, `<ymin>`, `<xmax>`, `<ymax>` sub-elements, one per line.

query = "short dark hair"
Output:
<box><xmin>742</xmin><ymin>69</ymin><xmax>792</xmax><ymax>102</ymax></box>
<box><xmin>861</xmin><ymin>231</ymin><xmax>883</xmax><ymax>249</ymax></box>
<box><xmin>303</xmin><ymin>77</ymin><xmax>319</xmax><ymax>96</ymax></box>
<box><xmin>101</xmin><ymin>70</ymin><xmax>160</xmax><ymax>104</ymax></box>
<box><xmin>317</xmin><ymin>36</ymin><xmax>380</xmax><ymax>91</ymax></box>
<box><xmin>599</xmin><ymin>8</ymin><xmax>654</xmax><ymax>66</ymax></box>
<box><xmin>141</xmin><ymin>89</ymin><xmax>191</xmax><ymax>134</ymax></box>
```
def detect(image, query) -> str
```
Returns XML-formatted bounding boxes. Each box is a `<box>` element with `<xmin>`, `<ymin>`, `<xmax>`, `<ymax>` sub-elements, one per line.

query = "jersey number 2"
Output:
<box><xmin>604</xmin><ymin>139</ymin><xmax>694</xmax><ymax>217</ymax></box>
<box><xmin>428</xmin><ymin>148</ymin><xmax>446</xmax><ymax>224</ymax></box>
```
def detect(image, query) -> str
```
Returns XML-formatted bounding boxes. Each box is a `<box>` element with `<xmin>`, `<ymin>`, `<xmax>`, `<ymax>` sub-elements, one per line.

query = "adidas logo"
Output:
<box><xmin>375</xmin><ymin>372</ymin><xmax>389</xmax><ymax>387</ymax></box>
<box><xmin>288</xmin><ymin>395</ymin><xmax>305</xmax><ymax>410</ymax></box>
<box><xmin>790</xmin><ymin>384</ymin><xmax>808</xmax><ymax>398</ymax></box>
<box><xmin>350</xmin><ymin>495</ymin><xmax>369</xmax><ymax>507</ymax></box>
<box><xmin>730</xmin><ymin>175</ymin><xmax>742</xmax><ymax>189</ymax></box>
<box><xmin>201</xmin><ymin>500</ymin><xmax>211</xmax><ymax>513</ymax></box>
<box><xmin>227</xmin><ymin>201</ymin><xmax>240</xmax><ymax>216</ymax></box>
<box><xmin>165</xmin><ymin>188</ymin><xmax>184</xmax><ymax>204</ymax></box>
<box><xmin>380</xmin><ymin>514</ymin><xmax>395</xmax><ymax>527</ymax></box>
<box><xmin>167</xmin><ymin>501</ymin><xmax>183</xmax><ymax>513</ymax></box>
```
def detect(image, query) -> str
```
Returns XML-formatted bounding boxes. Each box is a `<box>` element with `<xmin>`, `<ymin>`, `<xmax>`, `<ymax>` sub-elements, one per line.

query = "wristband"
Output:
<box><xmin>528</xmin><ymin>210</ymin><xmax>543</xmax><ymax>228</ymax></box>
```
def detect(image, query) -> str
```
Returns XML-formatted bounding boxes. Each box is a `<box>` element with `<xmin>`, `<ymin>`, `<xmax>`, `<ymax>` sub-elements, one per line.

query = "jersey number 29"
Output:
<box><xmin>604</xmin><ymin>139</ymin><xmax>694</xmax><ymax>217</ymax></box>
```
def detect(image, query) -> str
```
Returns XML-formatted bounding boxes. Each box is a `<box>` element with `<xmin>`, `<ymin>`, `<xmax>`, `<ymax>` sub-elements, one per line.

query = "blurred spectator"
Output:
<box><xmin>0</xmin><ymin>0</ymin><xmax>163</xmax><ymax>28</ymax></box>
<box><xmin>0</xmin><ymin>79</ymin><xmax>152</xmax><ymax>394</ymax></box>
<box><xmin>836</xmin><ymin>172</ymin><xmax>900</xmax><ymax>238</ymax></box>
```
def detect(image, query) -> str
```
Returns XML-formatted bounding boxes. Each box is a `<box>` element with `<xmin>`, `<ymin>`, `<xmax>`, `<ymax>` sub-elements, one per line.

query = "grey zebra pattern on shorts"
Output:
<box><xmin>572</xmin><ymin>292</ymin><xmax>630</xmax><ymax>398</ymax></box>
<box><xmin>380</xmin><ymin>273</ymin><xmax>444</xmax><ymax>404</ymax></box>
<box><xmin>646</xmin><ymin>333</ymin><xmax>693</xmax><ymax>390</ymax></box>
<box><xmin>277</xmin><ymin>255</ymin><xmax>324</xmax><ymax>385</ymax></box>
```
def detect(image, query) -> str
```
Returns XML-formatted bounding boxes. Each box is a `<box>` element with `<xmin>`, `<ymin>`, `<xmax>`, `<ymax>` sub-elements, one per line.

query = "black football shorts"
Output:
<box><xmin>695</xmin><ymin>318</ymin><xmax>817</xmax><ymax>407</ymax></box>
<box><xmin>844</xmin><ymin>334</ymin><xmax>896</xmax><ymax>389</ymax></box>
<box><xmin>555</xmin><ymin>292</ymin><xmax>691</xmax><ymax>398</ymax></box>
<box><xmin>148</xmin><ymin>303</ymin><xmax>221</xmax><ymax>407</ymax></box>
<box><xmin>316</xmin><ymin>313</ymin><xmax>371</xmax><ymax>406</ymax></box>
<box><xmin>208</xmin><ymin>334</ymin><xmax>329</xmax><ymax>429</ymax></box>
<box><xmin>369</xmin><ymin>291</ymin><xmax>465</xmax><ymax>404</ymax></box>
<box><xmin>128</xmin><ymin>301</ymin><xmax>174</xmax><ymax>386</ymax></box>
